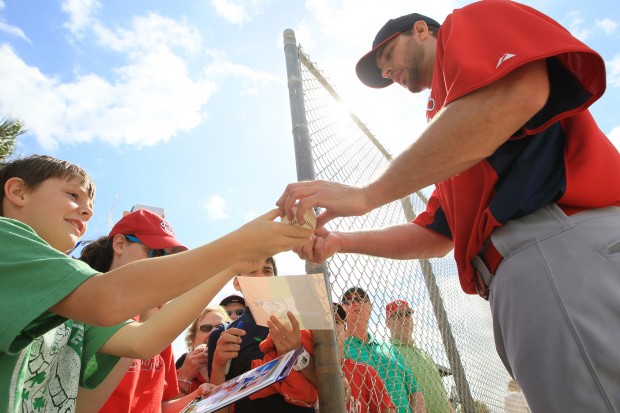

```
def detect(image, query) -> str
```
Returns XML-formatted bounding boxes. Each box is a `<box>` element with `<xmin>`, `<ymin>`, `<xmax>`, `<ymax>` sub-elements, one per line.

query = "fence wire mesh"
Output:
<box><xmin>289</xmin><ymin>42</ymin><xmax>522</xmax><ymax>413</ymax></box>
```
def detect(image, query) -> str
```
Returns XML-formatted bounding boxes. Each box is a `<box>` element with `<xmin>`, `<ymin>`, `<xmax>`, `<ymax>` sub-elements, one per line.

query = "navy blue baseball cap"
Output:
<box><xmin>356</xmin><ymin>13</ymin><xmax>441</xmax><ymax>88</ymax></box>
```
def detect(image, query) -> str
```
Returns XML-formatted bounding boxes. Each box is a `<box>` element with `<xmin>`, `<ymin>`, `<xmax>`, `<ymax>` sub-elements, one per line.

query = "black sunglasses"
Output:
<box><xmin>226</xmin><ymin>309</ymin><xmax>245</xmax><ymax>317</ymax></box>
<box><xmin>199</xmin><ymin>323</ymin><xmax>224</xmax><ymax>333</ymax></box>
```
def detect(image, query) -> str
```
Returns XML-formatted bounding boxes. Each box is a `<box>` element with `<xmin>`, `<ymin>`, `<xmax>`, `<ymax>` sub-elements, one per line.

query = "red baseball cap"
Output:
<box><xmin>109</xmin><ymin>209</ymin><xmax>187</xmax><ymax>251</ymax></box>
<box><xmin>386</xmin><ymin>299</ymin><xmax>414</xmax><ymax>319</ymax></box>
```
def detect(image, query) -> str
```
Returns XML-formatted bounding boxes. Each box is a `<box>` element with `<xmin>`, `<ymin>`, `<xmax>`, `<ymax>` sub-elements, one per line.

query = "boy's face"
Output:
<box><xmin>17</xmin><ymin>176</ymin><xmax>93</xmax><ymax>252</ymax></box>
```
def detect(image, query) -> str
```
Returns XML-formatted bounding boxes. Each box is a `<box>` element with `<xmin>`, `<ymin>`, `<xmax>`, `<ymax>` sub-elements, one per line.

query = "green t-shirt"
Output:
<box><xmin>344</xmin><ymin>333</ymin><xmax>422</xmax><ymax>413</ymax></box>
<box><xmin>0</xmin><ymin>218</ymin><xmax>129</xmax><ymax>412</ymax></box>
<box><xmin>391</xmin><ymin>339</ymin><xmax>452</xmax><ymax>413</ymax></box>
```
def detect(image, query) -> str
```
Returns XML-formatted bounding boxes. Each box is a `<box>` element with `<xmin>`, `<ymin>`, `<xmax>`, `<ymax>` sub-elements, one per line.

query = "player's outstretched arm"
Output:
<box><xmin>296</xmin><ymin>223</ymin><xmax>453</xmax><ymax>263</ymax></box>
<box><xmin>51</xmin><ymin>209</ymin><xmax>312</xmax><ymax>327</ymax></box>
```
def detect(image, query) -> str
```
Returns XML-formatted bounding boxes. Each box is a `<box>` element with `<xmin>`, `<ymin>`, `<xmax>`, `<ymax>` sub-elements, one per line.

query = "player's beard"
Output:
<box><xmin>404</xmin><ymin>44</ymin><xmax>426</xmax><ymax>93</ymax></box>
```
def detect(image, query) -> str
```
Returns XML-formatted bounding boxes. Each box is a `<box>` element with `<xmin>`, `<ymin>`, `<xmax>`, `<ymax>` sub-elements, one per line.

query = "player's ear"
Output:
<box><xmin>233</xmin><ymin>276</ymin><xmax>241</xmax><ymax>292</ymax></box>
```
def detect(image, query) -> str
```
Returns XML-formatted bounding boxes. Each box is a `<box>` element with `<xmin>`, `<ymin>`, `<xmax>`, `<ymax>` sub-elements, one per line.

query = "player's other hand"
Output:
<box><xmin>267</xmin><ymin>311</ymin><xmax>302</xmax><ymax>356</ymax></box>
<box><xmin>294</xmin><ymin>227</ymin><xmax>340</xmax><ymax>264</ymax></box>
<box><xmin>276</xmin><ymin>180</ymin><xmax>369</xmax><ymax>229</ymax></box>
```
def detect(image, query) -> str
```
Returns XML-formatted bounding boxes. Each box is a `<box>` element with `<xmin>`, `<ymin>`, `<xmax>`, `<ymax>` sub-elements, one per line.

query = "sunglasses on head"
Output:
<box><xmin>226</xmin><ymin>309</ymin><xmax>245</xmax><ymax>317</ymax></box>
<box><xmin>199</xmin><ymin>323</ymin><xmax>225</xmax><ymax>333</ymax></box>
<box><xmin>341</xmin><ymin>296</ymin><xmax>369</xmax><ymax>305</ymax></box>
<box><xmin>124</xmin><ymin>235</ymin><xmax>168</xmax><ymax>258</ymax></box>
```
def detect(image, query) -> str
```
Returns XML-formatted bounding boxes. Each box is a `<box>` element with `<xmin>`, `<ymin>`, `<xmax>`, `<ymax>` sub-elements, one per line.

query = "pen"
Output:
<box><xmin>224</xmin><ymin>320</ymin><xmax>243</xmax><ymax>374</ymax></box>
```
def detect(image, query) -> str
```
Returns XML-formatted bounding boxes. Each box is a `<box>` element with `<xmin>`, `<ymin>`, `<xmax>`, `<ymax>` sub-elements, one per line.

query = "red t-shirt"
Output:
<box><xmin>342</xmin><ymin>358</ymin><xmax>395</xmax><ymax>413</ymax></box>
<box><xmin>99</xmin><ymin>345</ymin><xmax>179</xmax><ymax>413</ymax></box>
<box><xmin>413</xmin><ymin>0</ymin><xmax>620</xmax><ymax>293</ymax></box>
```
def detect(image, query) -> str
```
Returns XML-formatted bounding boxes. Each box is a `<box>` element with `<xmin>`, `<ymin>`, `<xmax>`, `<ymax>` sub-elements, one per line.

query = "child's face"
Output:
<box><xmin>19</xmin><ymin>176</ymin><xmax>93</xmax><ymax>252</ymax></box>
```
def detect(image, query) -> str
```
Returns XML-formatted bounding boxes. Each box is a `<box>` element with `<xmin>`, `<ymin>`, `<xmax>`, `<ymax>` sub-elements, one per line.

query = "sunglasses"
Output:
<box><xmin>341</xmin><ymin>296</ymin><xmax>369</xmax><ymax>305</ymax></box>
<box><xmin>390</xmin><ymin>311</ymin><xmax>413</xmax><ymax>319</ymax></box>
<box><xmin>199</xmin><ymin>323</ymin><xmax>225</xmax><ymax>333</ymax></box>
<box><xmin>124</xmin><ymin>235</ymin><xmax>168</xmax><ymax>258</ymax></box>
<box><xmin>226</xmin><ymin>309</ymin><xmax>245</xmax><ymax>317</ymax></box>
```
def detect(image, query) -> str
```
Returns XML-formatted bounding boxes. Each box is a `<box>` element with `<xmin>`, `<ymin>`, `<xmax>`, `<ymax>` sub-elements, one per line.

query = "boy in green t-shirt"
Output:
<box><xmin>0</xmin><ymin>155</ymin><xmax>312</xmax><ymax>412</ymax></box>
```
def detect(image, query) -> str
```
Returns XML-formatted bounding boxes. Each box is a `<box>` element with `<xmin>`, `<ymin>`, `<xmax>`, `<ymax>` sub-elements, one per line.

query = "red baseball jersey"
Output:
<box><xmin>413</xmin><ymin>0</ymin><xmax>620</xmax><ymax>293</ymax></box>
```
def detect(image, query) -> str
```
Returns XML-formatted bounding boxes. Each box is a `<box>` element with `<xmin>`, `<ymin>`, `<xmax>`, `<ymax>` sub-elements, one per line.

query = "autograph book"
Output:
<box><xmin>179</xmin><ymin>347</ymin><xmax>303</xmax><ymax>413</ymax></box>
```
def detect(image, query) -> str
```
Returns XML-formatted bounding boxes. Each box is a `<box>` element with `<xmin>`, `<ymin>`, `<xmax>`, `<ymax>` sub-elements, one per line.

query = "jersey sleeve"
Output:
<box><xmin>0</xmin><ymin>218</ymin><xmax>99</xmax><ymax>353</ymax></box>
<box><xmin>437</xmin><ymin>0</ymin><xmax>605</xmax><ymax>134</ymax></box>
<box><xmin>413</xmin><ymin>189</ymin><xmax>452</xmax><ymax>240</ymax></box>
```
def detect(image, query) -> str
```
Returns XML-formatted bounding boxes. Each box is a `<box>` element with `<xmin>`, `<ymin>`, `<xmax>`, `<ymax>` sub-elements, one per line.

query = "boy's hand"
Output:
<box><xmin>236</xmin><ymin>209</ymin><xmax>312</xmax><ymax>260</ymax></box>
<box><xmin>267</xmin><ymin>311</ymin><xmax>302</xmax><ymax>355</ymax></box>
<box><xmin>213</xmin><ymin>328</ymin><xmax>245</xmax><ymax>367</ymax></box>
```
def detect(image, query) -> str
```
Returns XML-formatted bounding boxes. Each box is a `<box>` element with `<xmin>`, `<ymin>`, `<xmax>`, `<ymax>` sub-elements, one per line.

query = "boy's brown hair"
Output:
<box><xmin>0</xmin><ymin>155</ymin><xmax>95</xmax><ymax>215</ymax></box>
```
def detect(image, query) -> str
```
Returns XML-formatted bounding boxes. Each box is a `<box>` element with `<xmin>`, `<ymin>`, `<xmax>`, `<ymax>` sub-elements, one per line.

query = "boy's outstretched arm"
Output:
<box><xmin>51</xmin><ymin>210</ymin><xmax>312</xmax><ymax>326</ymax></box>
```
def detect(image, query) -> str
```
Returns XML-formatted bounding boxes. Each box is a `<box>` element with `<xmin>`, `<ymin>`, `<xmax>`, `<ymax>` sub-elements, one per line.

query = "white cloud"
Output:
<box><xmin>0</xmin><ymin>20</ymin><xmax>30</xmax><ymax>43</ymax></box>
<box><xmin>609</xmin><ymin>125</ymin><xmax>620</xmax><ymax>151</ymax></box>
<box><xmin>563</xmin><ymin>11</ymin><xmax>592</xmax><ymax>41</ymax></box>
<box><xmin>596</xmin><ymin>18</ymin><xmax>618</xmax><ymax>35</ymax></box>
<box><xmin>203</xmin><ymin>57</ymin><xmax>282</xmax><ymax>95</ymax></box>
<box><xmin>211</xmin><ymin>0</ymin><xmax>249</xmax><ymax>25</ymax></box>
<box><xmin>204</xmin><ymin>195</ymin><xmax>229</xmax><ymax>220</ymax></box>
<box><xmin>61</xmin><ymin>0</ymin><xmax>100</xmax><ymax>34</ymax></box>
<box><xmin>607</xmin><ymin>54</ymin><xmax>620</xmax><ymax>87</ymax></box>
<box><xmin>0</xmin><ymin>0</ymin><xmax>5</xmax><ymax>9</ymax></box>
<box><xmin>0</xmin><ymin>11</ymin><xmax>217</xmax><ymax>150</ymax></box>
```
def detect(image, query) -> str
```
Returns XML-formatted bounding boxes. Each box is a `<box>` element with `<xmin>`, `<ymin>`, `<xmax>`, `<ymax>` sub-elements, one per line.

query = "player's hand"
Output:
<box><xmin>235</xmin><ymin>209</ymin><xmax>312</xmax><ymax>260</ymax></box>
<box><xmin>294</xmin><ymin>227</ymin><xmax>341</xmax><ymax>263</ymax></box>
<box><xmin>276</xmin><ymin>180</ymin><xmax>369</xmax><ymax>229</ymax></box>
<box><xmin>177</xmin><ymin>345</ymin><xmax>209</xmax><ymax>381</ymax></box>
<box><xmin>212</xmin><ymin>328</ymin><xmax>245</xmax><ymax>367</ymax></box>
<box><xmin>267</xmin><ymin>311</ymin><xmax>302</xmax><ymax>355</ymax></box>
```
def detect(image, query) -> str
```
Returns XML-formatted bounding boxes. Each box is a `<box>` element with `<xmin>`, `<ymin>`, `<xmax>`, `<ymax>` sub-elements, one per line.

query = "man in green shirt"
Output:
<box><xmin>386</xmin><ymin>300</ymin><xmax>453</xmax><ymax>413</ymax></box>
<box><xmin>342</xmin><ymin>287</ymin><xmax>425</xmax><ymax>413</ymax></box>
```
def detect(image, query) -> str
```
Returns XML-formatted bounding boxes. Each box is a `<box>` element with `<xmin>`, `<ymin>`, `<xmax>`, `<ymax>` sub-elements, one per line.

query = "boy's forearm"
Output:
<box><xmin>52</xmin><ymin>233</ymin><xmax>243</xmax><ymax>326</ymax></box>
<box><xmin>99</xmin><ymin>269</ymin><xmax>233</xmax><ymax>359</ymax></box>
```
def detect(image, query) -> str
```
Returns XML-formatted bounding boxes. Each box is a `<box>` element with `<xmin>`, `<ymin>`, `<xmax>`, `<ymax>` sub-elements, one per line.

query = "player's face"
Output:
<box><xmin>376</xmin><ymin>30</ymin><xmax>432</xmax><ymax>93</ymax></box>
<box><xmin>15</xmin><ymin>176</ymin><xmax>93</xmax><ymax>252</ymax></box>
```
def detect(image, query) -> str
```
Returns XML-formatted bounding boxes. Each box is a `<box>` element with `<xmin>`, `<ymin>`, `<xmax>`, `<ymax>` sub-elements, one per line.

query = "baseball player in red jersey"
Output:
<box><xmin>277</xmin><ymin>1</ymin><xmax>620</xmax><ymax>412</ymax></box>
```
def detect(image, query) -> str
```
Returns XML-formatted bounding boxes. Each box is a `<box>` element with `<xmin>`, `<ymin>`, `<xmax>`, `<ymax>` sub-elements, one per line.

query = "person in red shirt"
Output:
<box><xmin>277</xmin><ymin>2</ymin><xmax>620</xmax><ymax>412</ymax></box>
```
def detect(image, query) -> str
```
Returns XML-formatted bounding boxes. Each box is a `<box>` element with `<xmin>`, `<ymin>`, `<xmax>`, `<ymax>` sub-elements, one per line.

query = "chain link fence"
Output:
<box><xmin>283</xmin><ymin>30</ymin><xmax>522</xmax><ymax>413</ymax></box>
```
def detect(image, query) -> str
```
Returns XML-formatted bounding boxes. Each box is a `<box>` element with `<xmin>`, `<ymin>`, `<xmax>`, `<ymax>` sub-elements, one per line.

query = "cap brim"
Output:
<box><xmin>135</xmin><ymin>234</ymin><xmax>188</xmax><ymax>251</ymax></box>
<box><xmin>355</xmin><ymin>32</ymin><xmax>401</xmax><ymax>89</ymax></box>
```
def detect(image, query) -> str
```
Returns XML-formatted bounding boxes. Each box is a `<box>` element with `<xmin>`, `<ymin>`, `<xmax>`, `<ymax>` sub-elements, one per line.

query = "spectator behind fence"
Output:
<box><xmin>277</xmin><ymin>2</ymin><xmax>620</xmax><ymax>411</ymax></box>
<box><xmin>333</xmin><ymin>302</ymin><xmax>395</xmax><ymax>413</ymax></box>
<box><xmin>207</xmin><ymin>257</ymin><xmax>318</xmax><ymax>412</ymax></box>
<box><xmin>341</xmin><ymin>287</ymin><xmax>424</xmax><ymax>413</ymax></box>
<box><xmin>176</xmin><ymin>306</ymin><xmax>231</xmax><ymax>395</ymax></box>
<box><xmin>220</xmin><ymin>294</ymin><xmax>246</xmax><ymax>321</ymax></box>
<box><xmin>78</xmin><ymin>209</ymin><xmax>217</xmax><ymax>412</ymax></box>
<box><xmin>504</xmin><ymin>379</ymin><xmax>530</xmax><ymax>413</ymax></box>
<box><xmin>0</xmin><ymin>155</ymin><xmax>311</xmax><ymax>412</ymax></box>
<box><xmin>385</xmin><ymin>300</ymin><xmax>452</xmax><ymax>413</ymax></box>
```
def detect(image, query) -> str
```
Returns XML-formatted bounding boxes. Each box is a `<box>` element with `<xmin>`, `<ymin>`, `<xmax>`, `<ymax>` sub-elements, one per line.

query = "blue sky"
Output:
<box><xmin>1</xmin><ymin>0</ymin><xmax>619</xmax><ymax>356</ymax></box>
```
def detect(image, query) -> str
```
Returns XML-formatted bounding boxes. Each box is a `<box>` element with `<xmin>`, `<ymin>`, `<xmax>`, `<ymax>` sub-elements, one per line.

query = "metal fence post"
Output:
<box><xmin>283</xmin><ymin>28</ymin><xmax>346</xmax><ymax>413</ymax></box>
